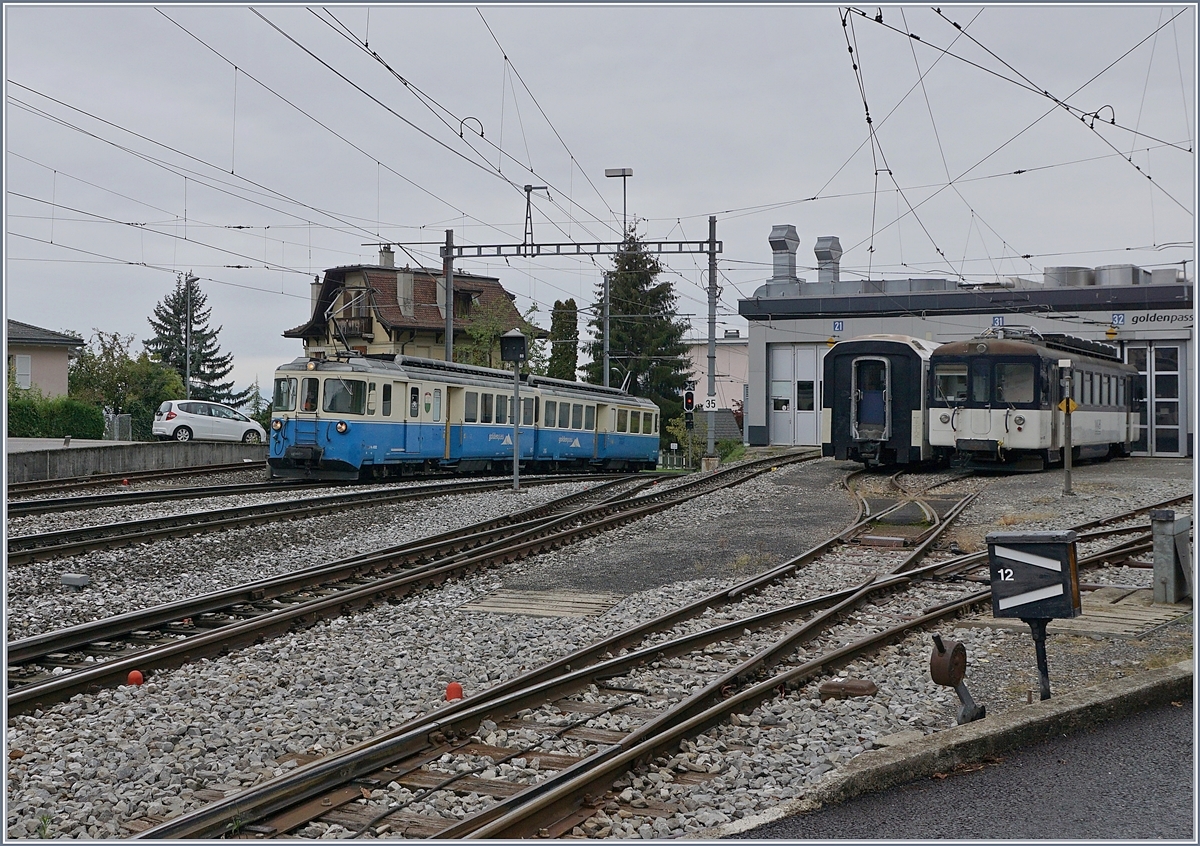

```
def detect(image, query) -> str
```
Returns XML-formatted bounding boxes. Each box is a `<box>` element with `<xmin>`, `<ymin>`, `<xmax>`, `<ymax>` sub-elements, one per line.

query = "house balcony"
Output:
<box><xmin>338</xmin><ymin>316</ymin><xmax>374</xmax><ymax>339</ymax></box>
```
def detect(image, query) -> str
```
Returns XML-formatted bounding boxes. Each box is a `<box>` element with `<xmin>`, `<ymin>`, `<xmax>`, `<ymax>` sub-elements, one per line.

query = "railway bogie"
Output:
<box><xmin>268</xmin><ymin>354</ymin><xmax>661</xmax><ymax>481</ymax></box>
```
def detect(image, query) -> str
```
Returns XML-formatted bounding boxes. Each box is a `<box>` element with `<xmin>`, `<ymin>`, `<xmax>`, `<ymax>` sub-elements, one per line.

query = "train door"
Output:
<box><xmin>851</xmin><ymin>357</ymin><xmax>888</xmax><ymax>440</ymax></box>
<box><xmin>445</xmin><ymin>386</ymin><xmax>464</xmax><ymax>461</ymax></box>
<box><xmin>405</xmin><ymin>384</ymin><xmax>423</xmax><ymax>454</ymax></box>
<box><xmin>1127</xmin><ymin>342</ymin><xmax>1187</xmax><ymax>456</ymax></box>
<box><xmin>969</xmin><ymin>359</ymin><xmax>993</xmax><ymax>437</ymax></box>
<box><xmin>769</xmin><ymin>344</ymin><xmax>820</xmax><ymax>446</ymax></box>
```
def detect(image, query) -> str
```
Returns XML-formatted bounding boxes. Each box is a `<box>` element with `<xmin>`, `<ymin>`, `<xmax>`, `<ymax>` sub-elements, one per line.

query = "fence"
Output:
<box><xmin>103</xmin><ymin>413</ymin><xmax>132</xmax><ymax>441</ymax></box>
<box><xmin>658</xmin><ymin>449</ymin><xmax>692</xmax><ymax>470</ymax></box>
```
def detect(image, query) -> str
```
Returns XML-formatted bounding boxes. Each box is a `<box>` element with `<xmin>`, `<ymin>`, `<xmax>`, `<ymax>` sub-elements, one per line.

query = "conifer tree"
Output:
<box><xmin>547</xmin><ymin>299</ymin><xmax>579</xmax><ymax>381</ymax></box>
<box><xmin>144</xmin><ymin>272</ymin><xmax>251</xmax><ymax>406</ymax></box>
<box><xmin>582</xmin><ymin>226</ymin><xmax>691</xmax><ymax>436</ymax></box>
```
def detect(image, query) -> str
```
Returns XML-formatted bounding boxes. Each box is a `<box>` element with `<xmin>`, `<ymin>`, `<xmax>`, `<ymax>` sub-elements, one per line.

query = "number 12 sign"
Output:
<box><xmin>985</xmin><ymin>531</ymin><xmax>1081</xmax><ymax>619</ymax></box>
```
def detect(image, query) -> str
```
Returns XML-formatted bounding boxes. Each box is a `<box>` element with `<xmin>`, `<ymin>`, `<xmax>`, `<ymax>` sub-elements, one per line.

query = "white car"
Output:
<box><xmin>153</xmin><ymin>400</ymin><xmax>266</xmax><ymax>443</ymax></box>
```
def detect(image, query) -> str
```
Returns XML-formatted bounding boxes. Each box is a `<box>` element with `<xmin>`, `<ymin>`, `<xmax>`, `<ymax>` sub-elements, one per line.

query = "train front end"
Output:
<box><xmin>268</xmin><ymin>358</ymin><xmax>367</xmax><ymax>481</ymax></box>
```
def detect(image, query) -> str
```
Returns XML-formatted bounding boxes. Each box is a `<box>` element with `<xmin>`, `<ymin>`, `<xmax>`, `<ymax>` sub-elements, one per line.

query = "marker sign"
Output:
<box><xmin>986</xmin><ymin>531</ymin><xmax>1081</xmax><ymax>619</ymax></box>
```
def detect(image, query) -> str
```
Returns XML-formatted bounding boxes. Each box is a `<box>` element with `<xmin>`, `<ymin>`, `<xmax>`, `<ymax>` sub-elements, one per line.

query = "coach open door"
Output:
<box><xmin>852</xmin><ymin>357</ymin><xmax>889</xmax><ymax>441</ymax></box>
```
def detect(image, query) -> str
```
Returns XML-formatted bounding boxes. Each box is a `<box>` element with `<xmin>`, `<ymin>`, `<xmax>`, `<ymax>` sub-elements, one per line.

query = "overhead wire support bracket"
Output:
<box><xmin>452</xmin><ymin>240</ymin><xmax>722</xmax><ymax>259</ymax></box>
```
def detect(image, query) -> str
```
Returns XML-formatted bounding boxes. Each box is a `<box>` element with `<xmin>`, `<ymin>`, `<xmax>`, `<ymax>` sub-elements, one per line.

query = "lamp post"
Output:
<box><xmin>604</xmin><ymin>168</ymin><xmax>632</xmax><ymax>388</ymax></box>
<box><xmin>1059</xmin><ymin>359</ymin><xmax>1075</xmax><ymax>496</ymax></box>
<box><xmin>184</xmin><ymin>273</ymin><xmax>198</xmax><ymax>399</ymax></box>
<box><xmin>500</xmin><ymin>328</ymin><xmax>528</xmax><ymax>491</ymax></box>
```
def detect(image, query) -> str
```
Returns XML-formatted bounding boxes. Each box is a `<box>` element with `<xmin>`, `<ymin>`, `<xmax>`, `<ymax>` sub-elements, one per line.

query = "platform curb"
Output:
<box><xmin>712</xmin><ymin>659</ymin><xmax>1194</xmax><ymax>838</ymax></box>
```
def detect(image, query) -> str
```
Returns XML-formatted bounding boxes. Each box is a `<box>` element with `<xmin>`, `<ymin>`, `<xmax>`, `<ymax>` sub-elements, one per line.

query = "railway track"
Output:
<box><xmin>6</xmin><ymin>474</ymin><xmax>622</xmax><ymax>565</ymax></box>
<box><xmin>6</xmin><ymin>461</ymin><xmax>269</xmax><ymax>498</ymax></box>
<box><xmin>6</xmin><ymin>479</ymin><xmax>330</xmax><ymax>517</ymax></box>
<box><xmin>127</xmin><ymin>487</ymin><xmax>1186</xmax><ymax>839</ymax></box>
<box><xmin>7</xmin><ymin>452</ymin><xmax>819</xmax><ymax>715</ymax></box>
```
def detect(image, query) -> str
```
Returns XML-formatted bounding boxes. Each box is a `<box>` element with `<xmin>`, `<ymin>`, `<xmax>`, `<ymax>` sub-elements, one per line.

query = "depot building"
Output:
<box><xmin>737</xmin><ymin>225</ymin><xmax>1194</xmax><ymax>458</ymax></box>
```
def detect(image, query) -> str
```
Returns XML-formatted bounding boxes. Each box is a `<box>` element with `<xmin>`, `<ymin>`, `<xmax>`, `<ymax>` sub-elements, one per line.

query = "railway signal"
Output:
<box><xmin>987</xmin><ymin>530</ymin><xmax>1080</xmax><ymax>700</ymax></box>
<box><xmin>683</xmin><ymin>390</ymin><xmax>695</xmax><ymax>412</ymax></box>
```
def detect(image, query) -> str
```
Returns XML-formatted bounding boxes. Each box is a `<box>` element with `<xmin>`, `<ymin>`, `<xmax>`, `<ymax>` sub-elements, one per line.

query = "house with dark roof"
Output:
<box><xmin>6</xmin><ymin>320</ymin><xmax>84</xmax><ymax>397</ymax></box>
<box><xmin>285</xmin><ymin>246</ymin><xmax>542</xmax><ymax>364</ymax></box>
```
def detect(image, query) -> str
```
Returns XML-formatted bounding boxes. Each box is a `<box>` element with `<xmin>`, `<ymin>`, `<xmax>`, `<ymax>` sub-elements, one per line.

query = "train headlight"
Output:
<box><xmin>271</xmin><ymin>419</ymin><xmax>283</xmax><ymax>431</ymax></box>
<box><xmin>939</xmin><ymin>413</ymin><xmax>951</xmax><ymax>424</ymax></box>
<box><xmin>306</xmin><ymin>360</ymin><xmax>317</xmax><ymax>371</ymax></box>
<box><xmin>1013</xmin><ymin>415</ymin><xmax>1026</xmax><ymax>426</ymax></box>
<box><xmin>335</xmin><ymin>421</ymin><xmax>349</xmax><ymax>434</ymax></box>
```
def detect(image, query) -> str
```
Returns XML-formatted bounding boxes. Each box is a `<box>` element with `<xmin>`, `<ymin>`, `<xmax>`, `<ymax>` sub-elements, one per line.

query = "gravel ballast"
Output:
<box><xmin>5</xmin><ymin>455</ymin><xmax>1193</xmax><ymax>839</ymax></box>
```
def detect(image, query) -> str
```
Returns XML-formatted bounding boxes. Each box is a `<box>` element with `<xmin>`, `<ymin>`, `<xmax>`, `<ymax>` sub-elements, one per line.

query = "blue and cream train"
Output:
<box><xmin>823</xmin><ymin>328</ymin><xmax>1136</xmax><ymax>472</ymax></box>
<box><xmin>268</xmin><ymin>354</ymin><xmax>662</xmax><ymax>481</ymax></box>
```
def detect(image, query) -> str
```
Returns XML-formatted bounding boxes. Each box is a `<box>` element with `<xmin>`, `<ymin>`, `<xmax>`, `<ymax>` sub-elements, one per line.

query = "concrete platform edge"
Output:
<box><xmin>711</xmin><ymin>659</ymin><xmax>1195</xmax><ymax>838</ymax></box>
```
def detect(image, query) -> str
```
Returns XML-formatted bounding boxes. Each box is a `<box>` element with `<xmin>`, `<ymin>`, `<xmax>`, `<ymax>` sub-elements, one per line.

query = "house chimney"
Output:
<box><xmin>814</xmin><ymin>236</ymin><xmax>842</xmax><ymax>284</ymax></box>
<box><xmin>379</xmin><ymin>245</ymin><xmax>395</xmax><ymax>268</ymax></box>
<box><xmin>310</xmin><ymin>276</ymin><xmax>322</xmax><ymax>313</ymax></box>
<box><xmin>768</xmin><ymin>225</ymin><xmax>800</xmax><ymax>280</ymax></box>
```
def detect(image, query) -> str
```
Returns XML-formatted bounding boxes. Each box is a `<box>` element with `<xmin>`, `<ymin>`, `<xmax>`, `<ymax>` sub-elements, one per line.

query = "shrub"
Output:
<box><xmin>717</xmin><ymin>439</ymin><xmax>745</xmax><ymax>462</ymax></box>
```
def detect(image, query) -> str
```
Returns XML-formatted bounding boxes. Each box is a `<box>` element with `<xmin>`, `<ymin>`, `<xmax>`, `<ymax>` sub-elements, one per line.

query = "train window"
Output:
<box><xmin>1118</xmin><ymin>378</ymin><xmax>1125</xmax><ymax>407</ymax></box>
<box><xmin>301</xmin><ymin>378</ymin><xmax>320</xmax><ymax>412</ymax></box>
<box><xmin>630</xmin><ymin>411</ymin><xmax>641</xmax><ymax>433</ymax></box>
<box><xmin>410</xmin><ymin>386</ymin><xmax>420</xmax><ymax>418</ymax></box>
<box><xmin>382</xmin><ymin>384</ymin><xmax>392</xmax><ymax>417</ymax></box>
<box><xmin>465</xmin><ymin>392</ymin><xmax>479</xmax><ymax>424</ymax></box>
<box><xmin>522</xmin><ymin>397</ymin><xmax>535</xmax><ymax>426</ymax></box>
<box><xmin>1072</xmin><ymin>371</ymin><xmax>1081</xmax><ymax>403</ymax></box>
<box><xmin>323</xmin><ymin>378</ymin><xmax>366</xmax><ymax>414</ymax></box>
<box><xmin>585</xmin><ymin>405</ymin><xmax>596</xmax><ymax>430</ymax></box>
<box><xmin>367</xmin><ymin>383</ymin><xmax>377</xmax><ymax>415</ymax></box>
<box><xmin>544</xmin><ymin>401</ymin><xmax>557</xmax><ymax>428</ymax></box>
<box><xmin>273</xmin><ymin>377</ymin><xmax>298</xmax><ymax>412</ymax></box>
<box><xmin>571</xmin><ymin>403</ymin><xmax>583</xmax><ymax>429</ymax></box>
<box><xmin>642</xmin><ymin>412</ymin><xmax>654</xmax><ymax>435</ymax></box>
<box><xmin>558</xmin><ymin>402</ymin><xmax>570</xmax><ymax>428</ymax></box>
<box><xmin>496</xmin><ymin>394</ymin><xmax>508</xmax><ymax>425</ymax></box>
<box><xmin>1102</xmin><ymin>375</ymin><xmax>1111</xmax><ymax>407</ymax></box>
<box><xmin>433</xmin><ymin>389</ymin><xmax>442</xmax><ymax>422</ymax></box>
<box><xmin>970</xmin><ymin>360</ymin><xmax>990</xmax><ymax>403</ymax></box>
<box><xmin>796</xmin><ymin>380</ymin><xmax>815</xmax><ymax>411</ymax></box>
<box><xmin>933</xmin><ymin>364</ymin><xmax>967</xmax><ymax>403</ymax></box>
<box><xmin>1083</xmin><ymin>373</ymin><xmax>1093</xmax><ymax>406</ymax></box>
<box><xmin>995</xmin><ymin>364</ymin><xmax>1034</xmax><ymax>404</ymax></box>
<box><xmin>481</xmin><ymin>394</ymin><xmax>493</xmax><ymax>424</ymax></box>
<box><xmin>617</xmin><ymin>409</ymin><xmax>628</xmax><ymax>432</ymax></box>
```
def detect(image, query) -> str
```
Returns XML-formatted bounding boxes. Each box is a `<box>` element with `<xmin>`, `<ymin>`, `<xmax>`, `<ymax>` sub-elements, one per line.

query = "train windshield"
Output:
<box><xmin>273</xmin><ymin>377</ymin><xmax>298</xmax><ymax>411</ymax></box>
<box><xmin>933</xmin><ymin>363</ymin><xmax>968</xmax><ymax>403</ymax></box>
<box><xmin>323</xmin><ymin>378</ymin><xmax>367</xmax><ymax>414</ymax></box>
<box><xmin>995</xmin><ymin>363</ymin><xmax>1035</xmax><ymax>404</ymax></box>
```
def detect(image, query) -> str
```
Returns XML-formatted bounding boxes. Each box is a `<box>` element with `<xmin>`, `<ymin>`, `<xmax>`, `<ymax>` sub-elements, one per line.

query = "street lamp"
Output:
<box><xmin>604</xmin><ymin>168</ymin><xmax>632</xmax><ymax>388</ymax></box>
<box><xmin>184</xmin><ymin>273</ymin><xmax>198</xmax><ymax>399</ymax></box>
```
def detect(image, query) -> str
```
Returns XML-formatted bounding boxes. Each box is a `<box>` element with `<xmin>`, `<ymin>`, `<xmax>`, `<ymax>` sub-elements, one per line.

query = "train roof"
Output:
<box><xmin>274</xmin><ymin>354</ymin><xmax>658</xmax><ymax>406</ymax></box>
<box><xmin>933</xmin><ymin>328</ymin><xmax>1126</xmax><ymax>364</ymax></box>
<box><xmin>829</xmin><ymin>334</ymin><xmax>942</xmax><ymax>356</ymax></box>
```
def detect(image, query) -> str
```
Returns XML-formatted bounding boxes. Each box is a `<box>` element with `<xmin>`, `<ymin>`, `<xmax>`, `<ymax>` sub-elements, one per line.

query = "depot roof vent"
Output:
<box><xmin>814</xmin><ymin>236</ymin><xmax>843</xmax><ymax>284</ymax></box>
<box><xmin>768</xmin><ymin>225</ymin><xmax>801</xmax><ymax>281</ymax></box>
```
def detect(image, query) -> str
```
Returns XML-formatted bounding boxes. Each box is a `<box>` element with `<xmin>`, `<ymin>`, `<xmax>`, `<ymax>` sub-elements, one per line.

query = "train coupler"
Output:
<box><xmin>930</xmin><ymin>634</ymin><xmax>986</xmax><ymax>724</ymax></box>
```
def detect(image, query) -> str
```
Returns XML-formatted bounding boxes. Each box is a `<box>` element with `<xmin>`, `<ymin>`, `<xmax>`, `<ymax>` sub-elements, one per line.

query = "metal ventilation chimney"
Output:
<box><xmin>768</xmin><ymin>225</ymin><xmax>800</xmax><ymax>280</ymax></box>
<box><xmin>814</xmin><ymin>236</ymin><xmax>842</xmax><ymax>284</ymax></box>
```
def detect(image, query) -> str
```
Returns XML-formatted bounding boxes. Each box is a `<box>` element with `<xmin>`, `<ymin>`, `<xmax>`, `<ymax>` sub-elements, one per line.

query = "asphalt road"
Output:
<box><xmin>729</xmin><ymin>700</ymin><xmax>1195</xmax><ymax>840</ymax></box>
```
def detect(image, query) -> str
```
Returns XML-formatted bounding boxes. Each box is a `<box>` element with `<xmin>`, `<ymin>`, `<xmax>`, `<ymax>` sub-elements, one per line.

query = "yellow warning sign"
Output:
<box><xmin>1058</xmin><ymin>398</ymin><xmax>1078</xmax><ymax>413</ymax></box>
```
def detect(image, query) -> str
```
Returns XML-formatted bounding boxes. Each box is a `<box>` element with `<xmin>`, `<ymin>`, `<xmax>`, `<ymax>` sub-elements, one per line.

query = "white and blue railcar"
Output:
<box><xmin>268</xmin><ymin>354</ymin><xmax>661</xmax><ymax>481</ymax></box>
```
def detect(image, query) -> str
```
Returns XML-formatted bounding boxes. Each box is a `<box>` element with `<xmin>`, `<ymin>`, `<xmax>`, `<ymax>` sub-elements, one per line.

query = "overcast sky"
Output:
<box><xmin>5</xmin><ymin>3</ymin><xmax>1196</xmax><ymax>396</ymax></box>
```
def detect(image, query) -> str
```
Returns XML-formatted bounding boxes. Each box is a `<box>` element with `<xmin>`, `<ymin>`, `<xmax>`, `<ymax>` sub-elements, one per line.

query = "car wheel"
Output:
<box><xmin>173</xmin><ymin>427</ymin><xmax>193</xmax><ymax>442</ymax></box>
<box><xmin>242</xmin><ymin>430</ymin><xmax>262</xmax><ymax>444</ymax></box>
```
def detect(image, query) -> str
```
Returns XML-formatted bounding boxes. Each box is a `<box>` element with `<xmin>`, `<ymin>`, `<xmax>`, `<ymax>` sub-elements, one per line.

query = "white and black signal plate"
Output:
<box><xmin>986</xmin><ymin>530</ymin><xmax>1081</xmax><ymax>619</ymax></box>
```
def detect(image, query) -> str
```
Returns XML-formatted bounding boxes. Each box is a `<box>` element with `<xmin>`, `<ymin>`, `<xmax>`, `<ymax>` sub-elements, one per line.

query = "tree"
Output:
<box><xmin>244</xmin><ymin>377</ymin><xmax>272</xmax><ymax>431</ymax></box>
<box><xmin>582</xmin><ymin>226</ymin><xmax>692</xmax><ymax>440</ymax></box>
<box><xmin>69</xmin><ymin>330</ymin><xmax>184</xmax><ymax>440</ymax></box>
<box><xmin>144</xmin><ymin>272</ymin><xmax>251</xmax><ymax>406</ymax></box>
<box><xmin>457</xmin><ymin>300</ymin><xmax>546</xmax><ymax>374</ymax></box>
<box><xmin>547</xmin><ymin>299</ymin><xmax>579</xmax><ymax>381</ymax></box>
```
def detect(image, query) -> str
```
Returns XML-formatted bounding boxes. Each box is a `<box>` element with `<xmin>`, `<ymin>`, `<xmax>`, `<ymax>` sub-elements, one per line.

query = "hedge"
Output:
<box><xmin>7</xmin><ymin>397</ymin><xmax>105</xmax><ymax>439</ymax></box>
